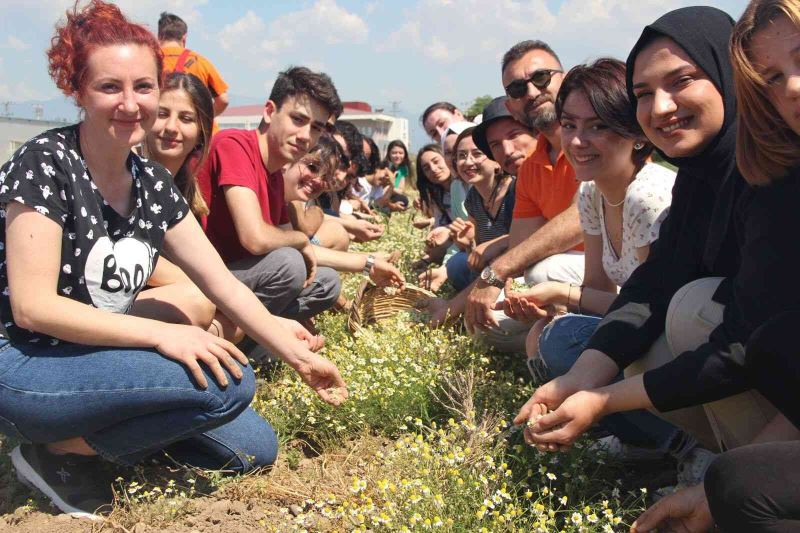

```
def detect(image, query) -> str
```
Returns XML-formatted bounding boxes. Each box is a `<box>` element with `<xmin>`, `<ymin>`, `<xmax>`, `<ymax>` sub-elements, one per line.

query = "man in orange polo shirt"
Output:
<box><xmin>158</xmin><ymin>12</ymin><xmax>230</xmax><ymax>118</ymax></box>
<box><xmin>465</xmin><ymin>40</ymin><xmax>584</xmax><ymax>352</ymax></box>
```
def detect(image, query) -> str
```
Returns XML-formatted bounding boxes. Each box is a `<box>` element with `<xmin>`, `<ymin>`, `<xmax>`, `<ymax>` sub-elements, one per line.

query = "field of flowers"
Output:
<box><xmin>0</xmin><ymin>209</ymin><xmax>666</xmax><ymax>532</ymax></box>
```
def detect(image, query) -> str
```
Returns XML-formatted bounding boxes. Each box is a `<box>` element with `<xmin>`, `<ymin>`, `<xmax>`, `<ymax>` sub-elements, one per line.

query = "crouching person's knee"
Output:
<box><xmin>182</xmin><ymin>283</ymin><xmax>216</xmax><ymax>328</ymax></box>
<box><xmin>704</xmin><ymin>449</ymin><xmax>766</xmax><ymax>532</ymax></box>
<box><xmin>207</xmin><ymin>364</ymin><xmax>256</xmax><ymax>426</ymax></box>
<box><xmin>268</xmin><ymin>247</ymin><xmax>307</xmax><ymax>295</ymax></box>
<box><xmin>227</xmin><ymin>411</ymin><xmax>279</xmax><ymax>473</ymax></box>
<box><xmin>316</xmin><ymin>219</ymin><xmax>350</xmax><ymax>251</ymax></box>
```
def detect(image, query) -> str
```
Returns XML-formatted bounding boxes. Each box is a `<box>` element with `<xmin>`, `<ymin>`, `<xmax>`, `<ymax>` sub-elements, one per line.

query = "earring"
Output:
<box><xmin>634</xmin><ymin>142</ymin><xmax>645</xmax><ymax>150</ymax></box>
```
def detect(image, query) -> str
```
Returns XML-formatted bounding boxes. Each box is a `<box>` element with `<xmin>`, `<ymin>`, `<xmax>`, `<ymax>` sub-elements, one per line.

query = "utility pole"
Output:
<box><xmin>33</xmin><ymin>104</ymin><xmax>44</xmax><ymax>120</ymax></box>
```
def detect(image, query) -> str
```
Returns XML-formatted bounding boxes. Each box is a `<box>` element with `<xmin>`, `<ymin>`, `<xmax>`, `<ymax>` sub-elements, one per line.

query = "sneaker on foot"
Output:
<box><xmin>677</xmin><ymin>447</ymin><xmax>717</xmax><ymax>486</ymax></box>
<box><xmin>588</xmin><ymin>435</ymin><xmax>668</xmax><ymax>462</ymax></box>
<box><xmin>11</xmin><ymin>444</ymin><xmax>115</xmax><ymax>520</ymax></box>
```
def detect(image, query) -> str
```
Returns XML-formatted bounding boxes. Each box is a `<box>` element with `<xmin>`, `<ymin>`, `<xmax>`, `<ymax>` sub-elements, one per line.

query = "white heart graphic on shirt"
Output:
<box><xmin>84</xmin><ymin>236</ymin><xmax>154</xmax><ymax>313</ymax></box>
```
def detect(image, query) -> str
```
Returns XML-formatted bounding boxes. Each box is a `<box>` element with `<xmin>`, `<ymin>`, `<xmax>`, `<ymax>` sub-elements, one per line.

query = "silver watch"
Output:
<box><xmin>363</xmin><ymin>254</ymin><xmax>375</xmax><ymax>276</ymax></box>
<box><xmin>479</xmin><ymin>266</ymin><xmax>505</xmax><ymax>288</ymax></box>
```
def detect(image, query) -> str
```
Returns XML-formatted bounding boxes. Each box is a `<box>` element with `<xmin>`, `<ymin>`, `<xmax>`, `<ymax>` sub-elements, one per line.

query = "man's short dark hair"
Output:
<box><xmin>420</xmin><ymin>101</ymin><xmax>458</xmax><ymax>125</ymax></box>
<box><xmin>158</xmin><ymin>12</ymin><xmax>188</xmax><ymax>41</ymax></box>
<box><xmin>501</xmin><ymin>40</ymin><xmax>562</xmax><ymax>74</ymax></box>
<box><xmin>333</xmin><ymin>120</ymin><xmax>365</xmax><ymax>175</ymax></box>
<box><xmin>269</xmin><ymin>66</ymin><xmax>343</xmax><ymax>119</ymax></box>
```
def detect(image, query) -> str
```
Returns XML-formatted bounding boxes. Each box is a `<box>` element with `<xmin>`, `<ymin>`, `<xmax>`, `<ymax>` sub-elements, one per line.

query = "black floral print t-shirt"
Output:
<box><xmin>0</xmin><ymin>124</ymin><xmax>189</xmax><ymax>345</ymax></box>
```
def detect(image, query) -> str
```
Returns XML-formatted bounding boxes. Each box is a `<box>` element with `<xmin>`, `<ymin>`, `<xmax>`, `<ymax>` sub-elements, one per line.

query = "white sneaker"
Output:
<box><xmin>677</xmin><ymin>447</ymin><xmax>717</xmax><ymax>486</ymax></box>
<box><xmin>588</xmin><ymin>435</ymin><xmax>667</xmax><ymax>463</ymax></box>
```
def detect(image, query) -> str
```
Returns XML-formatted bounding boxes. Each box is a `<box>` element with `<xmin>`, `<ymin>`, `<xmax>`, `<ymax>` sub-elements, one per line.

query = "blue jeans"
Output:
<box><xmin>0</xmin><ymin>340</ymin><xmax>278</xmax><ymax>471</ymax></box>
<box><xmin>445</xmin><ymin>251</ymin><xmax>478</xmax><ymax>292</ymax></box>
<box><xmin>538</xmin><ymin>314</ymin><xmax>679</xmax><ymax>450</ymax></box>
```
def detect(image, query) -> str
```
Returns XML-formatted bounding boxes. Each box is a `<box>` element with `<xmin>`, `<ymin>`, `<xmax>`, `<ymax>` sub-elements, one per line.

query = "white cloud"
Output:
<box><xmin>218</xmin><ymin>11</ymin><xmax>265</xmax><ymax>52</ymax></box>
<box><xmin>4</xmin><ymin>36</ymin><xmax>30</xmax><ymax>51</ymax></box>
<box><xmin>379</xmin><ymin>0</ymin><xmax>697</xmax><ymax>67</ymax></box>
<box><xmin>217</xmin><ymin>0</ymin><xmax>368</xmax><ymax>68</ymax></box>
<box><xmin>0</xmin><ymin>57</ymin><xmax>49</xmax><ymax>101</ymax></box>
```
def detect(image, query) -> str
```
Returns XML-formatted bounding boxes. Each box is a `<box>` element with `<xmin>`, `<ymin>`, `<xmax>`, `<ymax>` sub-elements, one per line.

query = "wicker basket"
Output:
<box><xmin>347</xmin><ymin>281</ymin><xmax>436</xmax><ymax>334</ymax></box>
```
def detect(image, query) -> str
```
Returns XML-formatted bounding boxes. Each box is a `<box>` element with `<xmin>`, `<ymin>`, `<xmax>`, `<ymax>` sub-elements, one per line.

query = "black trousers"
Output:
<box><xmin>704</xmin><ymin>311</ymin><xmax>800</xmax><ymax>532</ymax></box>
<box><xmin>705</xmin><ymin>441</ymin><xmax>800</xmax><ymax>532</ymax></box>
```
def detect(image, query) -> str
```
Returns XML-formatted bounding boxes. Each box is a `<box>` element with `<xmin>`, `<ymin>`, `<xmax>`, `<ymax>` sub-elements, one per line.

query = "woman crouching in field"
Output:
<box><xmin>635</xmin><ymin>1</ymin><xmax>800</xmax><ymax>530</ymax></box>
<box><xmin>0</xmin><ymin>0</ymin><xmax>346</xmax><ymax>519</ymax></box>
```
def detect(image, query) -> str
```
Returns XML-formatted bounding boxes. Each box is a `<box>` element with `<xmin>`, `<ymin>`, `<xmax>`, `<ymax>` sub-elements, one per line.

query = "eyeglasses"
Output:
<box><xmin>299</xmin><ymin>160</ymin><xmax>321</xmax><ymax>178</ymax></box>
<box><xmin>504</xmin><ymin>69</ymin><xmax>562</xmax><ymax>99</ymax></box>
<box><xmin>455</xmin><ymin>149</ymin><xmax>487</xmax><ymax>163</ymax></box>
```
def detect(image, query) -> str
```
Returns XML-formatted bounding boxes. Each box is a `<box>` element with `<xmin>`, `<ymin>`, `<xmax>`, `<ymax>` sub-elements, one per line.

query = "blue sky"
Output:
<box><xmin>0</xmin><ymin>0</ymin><xmax>750</xmax><ymax>149</ymax></box>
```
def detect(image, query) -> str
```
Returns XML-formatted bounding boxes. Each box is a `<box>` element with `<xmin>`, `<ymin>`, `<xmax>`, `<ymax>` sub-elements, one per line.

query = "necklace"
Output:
<box><xmin>602</xmin><ymin>194</ymin><xmax>625</xmax><ymax>207</ymax></box>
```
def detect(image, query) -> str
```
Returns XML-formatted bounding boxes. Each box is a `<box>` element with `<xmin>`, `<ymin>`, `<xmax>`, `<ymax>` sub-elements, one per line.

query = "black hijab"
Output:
<box><xmin>625</xmin><ymin>6</ymin><xmax>744</xmax><ymax>272</ymax></box>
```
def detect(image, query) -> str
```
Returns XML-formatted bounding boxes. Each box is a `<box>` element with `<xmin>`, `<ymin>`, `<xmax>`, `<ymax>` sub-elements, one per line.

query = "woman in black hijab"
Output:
<box><xmin>515</xmin><ymin>5</ymin><xmax>800</xmax><ymax>520</ymax></box>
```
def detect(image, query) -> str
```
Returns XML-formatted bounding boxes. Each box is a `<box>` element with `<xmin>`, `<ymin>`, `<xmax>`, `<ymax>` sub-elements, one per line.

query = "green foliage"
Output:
<box><xmin>466</xmin><ymin>95</ymin><xmax>494</xmax><ymax>119</ymax></box>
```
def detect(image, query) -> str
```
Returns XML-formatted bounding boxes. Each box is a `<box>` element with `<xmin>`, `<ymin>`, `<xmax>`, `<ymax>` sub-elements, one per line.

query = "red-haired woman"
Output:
<box><xmin>0</xmin><ymin>0</ymin><xmax>347</xmax><ymax>519</ymax></box>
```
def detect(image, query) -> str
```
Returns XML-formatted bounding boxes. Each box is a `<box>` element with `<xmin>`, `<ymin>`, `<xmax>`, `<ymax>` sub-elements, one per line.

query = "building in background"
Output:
<box><xmin>217</xmin><ymin>101</ymin><xmax>410</xmax><ymax>156</ymax></box>
<box><xmin>0</xmin><ymin>117</ymin><xmax>70</xmax><ymax>164</ymax></box>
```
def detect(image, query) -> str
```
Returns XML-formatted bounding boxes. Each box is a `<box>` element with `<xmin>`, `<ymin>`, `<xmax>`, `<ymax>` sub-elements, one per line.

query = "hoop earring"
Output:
<box><xmin>634</xmin><ymin>142</ymin><xmax>645</xmax><ymax>150</ymax></box>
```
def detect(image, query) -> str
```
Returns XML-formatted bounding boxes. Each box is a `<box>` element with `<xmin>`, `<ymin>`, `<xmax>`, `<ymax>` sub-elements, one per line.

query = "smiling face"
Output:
<box><xmin>264</xmin><ymin>93</ymin><xmax>332</xmax><ymax>168</ymax></box>
<box><xmin>632</xmin><ymin>37</ymin><xmax>725</xmax><ymax>158</ymax></box>
<box><xmin>485</xmin><ymin>117</ymin><xmax>538</xmax><ymax>175</ymax></box>
<box><xmin>423</xmin><ymin>108</ymin><xmax>464</xmax><ymax>142</ymax></box>
<box><xmin>749</xmin><ymin>14</ymin><xmax>800</xmax><ymax>137</ymax></box>
<box><xmin>146</xmin><ymin>88</ymin><xmax>199</xmax><ymax>168</ymax></box>
<box><xmin>560</xmin><ymin>90</ymin><xmax>638</xmax><ymax>183</ymax></box>
<box><xmin>374</xmin><ymin>166</ymin><xmax>396</xmax><ymax>187</ymax></box>
<box><xmin>77</xmin><ymin>44</ymin><xmax>159</xmax><ymax>148</ymax></box>
<box><xmin>455</xmin><ymin>135</ymin><xmax>499</xmax><ymax>185</ymax></box>
<box><xmin>502</xmin><ymin>49</ymin><xmax>563</xmax><ymax>130</ymax></box>
<box><xmin>442</xmin><ymin>132</ymin><xmax>459</xmax><ymax>175</ymax></box>
<box><xmin>389</xmin><ymin>145</ymin><xmax>406</xmax><ymax>166</ymax></box>
<box><xmin>284</xmin><ymin>157</ymin><xmax>328</xmax><ymax>202</ymax></box>
<box><xmin>419</xmin><ymin>150</ymin><xmax>450</xmax><ymax>185</ymax></box>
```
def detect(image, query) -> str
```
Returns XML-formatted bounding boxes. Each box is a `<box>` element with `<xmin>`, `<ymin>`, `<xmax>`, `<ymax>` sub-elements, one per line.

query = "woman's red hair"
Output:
<box><xmin>47</xmin><ymin>0</ymin><xmax>163</xmax><ymax>98</ymax></box>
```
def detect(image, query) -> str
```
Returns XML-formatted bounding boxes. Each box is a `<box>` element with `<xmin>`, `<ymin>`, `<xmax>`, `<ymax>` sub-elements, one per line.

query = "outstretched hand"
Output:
<box><xmin>500</xmin><ymin>282</ymin><xmax>568</xmax><ymax>322</ymax></box>
<box><xmin>416</xmin><ymin>297</ymin><xmax>452</xmax><ymax>328</ymax></box>
<box><xmin>369</xmin><ymin>258</ymin><xmax>406</xmax><ymax>288</ymax></box>
<box><xmin>513</xmin><ymin>374</ymin><xmax>592</xmax><ymax>451</ymax></box>
<box><xmin>293</xmin><ymin>350</ymin><xmax>349</xmax><ymax>406</ymax></box>
<box><xmin>631</xmin><ymin>484</ymin><xmax>713</xmax><ymax>533</ymax></box>
<box><xmin>524</xmin><ymin>390</ymin><xmax>605</xmax><ymax>451</ymax></box>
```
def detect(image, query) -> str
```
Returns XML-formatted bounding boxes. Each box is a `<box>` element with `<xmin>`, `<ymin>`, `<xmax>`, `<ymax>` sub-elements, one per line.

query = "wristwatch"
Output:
<box><xmin>362</xmin><ymin>254</ymin><xmax>375</xmax><ymax>276</ymax></box>
<box><xmin>479</xmin><ymin>266</ymin><xmax>505</xmax><ymax>289</ymax></box>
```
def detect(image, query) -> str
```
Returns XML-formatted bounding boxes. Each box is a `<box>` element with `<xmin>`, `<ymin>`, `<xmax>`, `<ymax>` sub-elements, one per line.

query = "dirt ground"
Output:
<box><xmin>0</xmin><ymin>435</ymin><xmax>387</xmax><ymax>533</ymax></box>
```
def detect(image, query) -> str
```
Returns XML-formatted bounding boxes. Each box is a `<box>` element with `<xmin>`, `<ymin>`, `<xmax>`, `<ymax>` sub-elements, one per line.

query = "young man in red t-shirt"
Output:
<box><xmin>198</xmin><ymin>67</ymin><xmax>343</xmax><ymax>322</ymax></box>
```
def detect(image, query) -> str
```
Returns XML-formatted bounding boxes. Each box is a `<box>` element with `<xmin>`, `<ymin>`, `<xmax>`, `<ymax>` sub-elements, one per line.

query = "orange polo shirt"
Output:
<box><xmin>513</xmin><ymin>133</ymin><xmax>582</xmax><ymax>250</ymax></box>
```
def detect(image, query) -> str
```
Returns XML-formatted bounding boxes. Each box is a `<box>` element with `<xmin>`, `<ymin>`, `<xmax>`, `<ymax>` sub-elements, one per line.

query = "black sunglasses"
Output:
<box><xmin>504</xmin><ymin>69</ymin><xmax>562</xmax><ymax>99</ymax></box>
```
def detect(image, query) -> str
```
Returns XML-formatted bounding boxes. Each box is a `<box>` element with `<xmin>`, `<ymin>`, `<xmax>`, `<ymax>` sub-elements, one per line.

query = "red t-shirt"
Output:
<box><xmin>198</xmin><ymin>129</ymin><xmax>289</xmax><ymax>263</ymax></box>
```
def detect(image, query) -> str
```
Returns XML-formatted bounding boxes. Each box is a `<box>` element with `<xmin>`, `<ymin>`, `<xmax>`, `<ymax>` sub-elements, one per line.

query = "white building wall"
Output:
<box><xmin>215</xmin><ymin>115</ymin><xmax>260</xmax><ymax>131</ymax></box>
<box><xmin>0</xmin><ymin>118</ymin><xmax>70</xmax><ymax>164</ymax></box>
<box><xmin>215</xmin><ymin>112</ymin><xmax>410</xmax><ymax>158</ymax></box>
